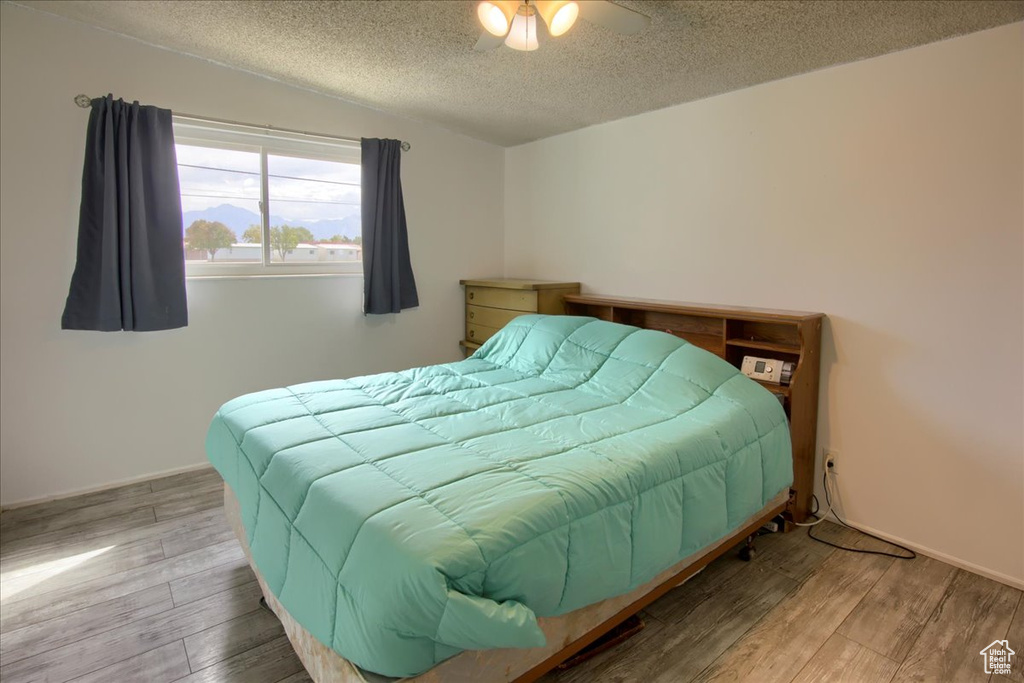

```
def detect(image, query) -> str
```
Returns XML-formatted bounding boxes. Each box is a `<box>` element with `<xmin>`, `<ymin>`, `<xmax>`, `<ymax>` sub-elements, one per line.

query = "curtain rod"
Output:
<box><xmin>73</xmin><ymin>94</ymin><xmax>411</xmax><ymax>152</ymax></box>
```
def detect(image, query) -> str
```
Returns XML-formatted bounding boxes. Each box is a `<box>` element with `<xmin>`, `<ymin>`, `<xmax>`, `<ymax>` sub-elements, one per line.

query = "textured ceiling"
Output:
<box><xmin>17</xmin><ymin>0</ymin><xmax>1024</xmax><ymax>146</ymax></box>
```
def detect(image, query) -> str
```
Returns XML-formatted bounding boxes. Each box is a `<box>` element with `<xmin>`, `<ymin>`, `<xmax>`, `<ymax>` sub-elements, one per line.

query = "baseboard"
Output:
<box><xmin>832</xmin><ymin>514</ymin><xmax>1024</xmax><ymax>591</ymax></box>
<box><xmin>0</xmin><ymin>462</ymin><xmax>215</xmax><ymax>511</ymax></box>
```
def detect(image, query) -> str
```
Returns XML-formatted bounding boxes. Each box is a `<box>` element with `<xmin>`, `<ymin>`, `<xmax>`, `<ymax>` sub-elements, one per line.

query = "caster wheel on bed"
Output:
<box><xmin>739</xmin><ymin>534</ymin><xmax>757</xmax><ymax>561</ymax></box>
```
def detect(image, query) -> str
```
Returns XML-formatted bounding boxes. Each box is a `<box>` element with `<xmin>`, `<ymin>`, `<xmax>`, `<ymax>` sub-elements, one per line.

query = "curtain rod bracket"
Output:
<box><xmin>74</xmin><ymin>94</ymin><xmax>92</xmax><ymax>108</ymax></box>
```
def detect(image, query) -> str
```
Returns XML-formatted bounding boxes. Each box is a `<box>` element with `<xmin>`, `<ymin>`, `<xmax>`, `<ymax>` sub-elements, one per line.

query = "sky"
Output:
<box><xmin>175</xmin><ymin>144</ymin><xmax>361</xmax><ymax>223</ymax></box>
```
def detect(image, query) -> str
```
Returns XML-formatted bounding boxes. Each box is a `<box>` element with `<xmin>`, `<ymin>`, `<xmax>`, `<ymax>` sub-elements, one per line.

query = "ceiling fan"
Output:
<box><xmin>474</xmin><ymin>1</ymin><xmax>651</xmax><ymax>51</ymax></box>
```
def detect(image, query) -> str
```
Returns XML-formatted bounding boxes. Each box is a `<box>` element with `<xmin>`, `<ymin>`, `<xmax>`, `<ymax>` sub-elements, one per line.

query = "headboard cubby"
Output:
<box><xmin>563</xmin><ymin>294</ymin><xmax>824</xmax><ymax>525</ymax></box>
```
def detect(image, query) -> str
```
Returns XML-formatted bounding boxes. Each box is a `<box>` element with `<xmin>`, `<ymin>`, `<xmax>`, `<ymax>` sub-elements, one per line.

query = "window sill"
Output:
<box><xmin>186</xmin><ymin>271</ymin><xmax>363</xmax><ymax>281</ymax></box>
<box><xmin>186</xmin><ymin>260</ymin><xmax>363</xmax><ymax>280</ymax></box>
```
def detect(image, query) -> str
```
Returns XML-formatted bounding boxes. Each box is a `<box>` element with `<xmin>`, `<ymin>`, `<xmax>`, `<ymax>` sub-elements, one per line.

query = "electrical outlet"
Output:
<box><xmin>824</xmin><ymin>450</ymin><xmax>839</xmax><ymax>476</ymax></box>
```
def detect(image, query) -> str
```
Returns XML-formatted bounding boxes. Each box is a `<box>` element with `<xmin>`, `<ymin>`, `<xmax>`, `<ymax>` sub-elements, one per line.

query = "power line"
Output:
<box><xmin>178</xmin><ymin>163</ymin><xmax>258</xmax><ymax>176</ymax></box>
<box><xmin>179</xmin><ymin>193</ymin><xmax>359</xmax><ymax>206</ymax></box>
<box><xmin>178</xmin><ymin>163</ymin><xmax>359</xmax><ymax>188</ymax></box>
<box><xmin>270</xmin><ymin>172</ymin><xmax>359</xmax><ymax>188</ymax></box>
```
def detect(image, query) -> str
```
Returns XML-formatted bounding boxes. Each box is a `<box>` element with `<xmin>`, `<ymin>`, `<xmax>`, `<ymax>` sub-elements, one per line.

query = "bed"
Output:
<box><xmin>206</xmin><ymin>314</ymin><xmax>796</xmax><ymax>680</ymax></box>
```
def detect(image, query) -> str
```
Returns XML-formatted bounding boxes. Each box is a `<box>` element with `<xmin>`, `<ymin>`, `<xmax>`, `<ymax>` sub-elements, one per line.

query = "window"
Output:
<box><xmin>174</xmin><ymin>119</ymin><xmax>362</xmax><ymax>277</ymax></box>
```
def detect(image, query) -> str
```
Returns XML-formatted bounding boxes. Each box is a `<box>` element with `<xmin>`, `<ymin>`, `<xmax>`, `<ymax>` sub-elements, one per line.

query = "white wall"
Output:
<box><xmin>0</xmin><ymin>4</ymin><xmax>505</xmax><ymax>504</ymax></box>
<box><xmin>504</xmin><ymin>24</ymin><xmax>1024</xmax><ymax>584</ymax></box>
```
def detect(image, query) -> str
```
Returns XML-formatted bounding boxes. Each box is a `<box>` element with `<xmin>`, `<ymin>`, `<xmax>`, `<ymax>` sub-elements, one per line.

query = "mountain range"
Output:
<box><xmin>182</xmin><ymin>203</ymin><xmax>361</xmax><ymax>241</ymax></box>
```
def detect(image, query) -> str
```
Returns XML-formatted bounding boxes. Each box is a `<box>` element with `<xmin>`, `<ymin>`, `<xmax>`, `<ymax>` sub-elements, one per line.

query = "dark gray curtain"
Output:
<box><xmin>361</xmin><ymin>138</ymin><xmax>418</xmax><ymax>314</ymax></box>
<box><xmin>61</xmin><ymin>95</ymin><xmax>187</xmax><ymax>331</ymax></box>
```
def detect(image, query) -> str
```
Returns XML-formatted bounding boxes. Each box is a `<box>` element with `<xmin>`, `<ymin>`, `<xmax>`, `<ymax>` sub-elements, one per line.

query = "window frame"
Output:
<box><xmin>174</xmin><ymin>118</ymin><xmax>363</xmax><ymax>279</ymax></box>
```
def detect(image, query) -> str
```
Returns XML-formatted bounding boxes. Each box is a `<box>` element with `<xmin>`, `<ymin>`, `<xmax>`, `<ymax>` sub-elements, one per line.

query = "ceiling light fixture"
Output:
<box><xmin>534</xmin><ymin>1</ymin><xmax>579</xmax><ymax>37</ymax></box>
<box><xmin>477</xmin><ymin>1</ymin><xmax>579</xmax><ymax>51</ymax></box>
<box><xmin>477</xmin><ymin>1</ymin><xmax>519</xmax><ymax>37</ymax></box>
<box><xmin>474</xmin><ymin>1</ymin><xmax>650</xmax><ymax>52</ymax></box>
<box><xmin>504</xmin><ymin>4</ymin><xmax>540</xmax><ymax>51</ymax></box>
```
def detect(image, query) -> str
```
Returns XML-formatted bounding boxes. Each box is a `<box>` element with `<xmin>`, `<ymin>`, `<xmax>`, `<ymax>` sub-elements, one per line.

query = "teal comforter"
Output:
<box><xmin>206</xmin><ymin>315</ymin><xmax>792</xmax><ymax>677</ymax></box>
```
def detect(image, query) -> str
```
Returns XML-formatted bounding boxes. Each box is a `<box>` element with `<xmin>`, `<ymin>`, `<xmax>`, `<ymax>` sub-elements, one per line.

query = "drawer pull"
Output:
<box><xmin>469</xmin><ymin>329</ymin><xmax>475</xmax><ymax>338</ymax></box>
<box><xmin>469</xmin><ymin>292</ymin><xmax>475</xmax><ymax>300</ymax></box>
<box><xmin>469</xmin><ymin>311</ymin><xmax>475</xmax><ymax>319</ymax></box>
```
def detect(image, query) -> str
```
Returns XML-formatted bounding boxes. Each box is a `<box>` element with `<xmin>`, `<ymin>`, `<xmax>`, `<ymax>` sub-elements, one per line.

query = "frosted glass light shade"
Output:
<box><xmin>477</xmin><ymin>1</ymin><xmax>518</xmax><ymax>37</ymax></box>
<box><xmin>505</xmin><ymin>9</ymin><xmax>539</xmax><ymax>51</ymax></box>
<box><xmin>535</xmin><ymin>1</ymin><xmax>579</xmax><ymax>37</ymax></box>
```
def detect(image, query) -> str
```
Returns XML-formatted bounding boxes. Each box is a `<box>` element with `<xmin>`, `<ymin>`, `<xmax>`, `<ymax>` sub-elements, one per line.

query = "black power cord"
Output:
<box><xmin>805</xmin><ymin>470</ymin><xmax>916</xmax><ymax>560</ymax></box>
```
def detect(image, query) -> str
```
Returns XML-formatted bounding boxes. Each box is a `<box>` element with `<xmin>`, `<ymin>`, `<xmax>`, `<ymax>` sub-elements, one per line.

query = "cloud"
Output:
<box><xmin>176</xmin><ymin>143</ymin><xmax>360</xmax><ymax>222</ymax></box>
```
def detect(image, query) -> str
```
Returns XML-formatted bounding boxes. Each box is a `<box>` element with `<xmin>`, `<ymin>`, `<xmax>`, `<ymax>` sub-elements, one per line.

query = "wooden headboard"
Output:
<box><xmin>563</xmin><ymin>294</ymin><xmax>823</xmax><ymax>524</ymax></box>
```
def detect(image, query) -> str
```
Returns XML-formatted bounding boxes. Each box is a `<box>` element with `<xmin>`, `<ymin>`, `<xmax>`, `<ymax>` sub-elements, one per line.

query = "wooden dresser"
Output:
<box><xmin>459</xmin><ymin>279</ymin><xmax>581</xmax><ymax>355</ymax></box>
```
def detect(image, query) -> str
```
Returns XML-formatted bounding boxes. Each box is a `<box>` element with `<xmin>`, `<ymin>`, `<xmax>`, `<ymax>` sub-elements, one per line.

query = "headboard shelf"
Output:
<box><xmin>725</xmin><ymin>338</ymin><xmax>801</xmax><ymax>354</ymax></box>
<box><xmin>563</xmin><ymin>294</ymin><xmax>820</xmax><ymax>322</ymax></box>
<box><xmin>563</xmin><ymin>293</ymin><xmax>823</xmax><ymax>524</ymax></box>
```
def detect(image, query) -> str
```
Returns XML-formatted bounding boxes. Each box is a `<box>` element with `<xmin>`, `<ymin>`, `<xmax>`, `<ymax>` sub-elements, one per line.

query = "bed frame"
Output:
<box><xmin>224</xmin><ymin>296</ymin><xmax>823</xmax><ymax>682</ymax></box>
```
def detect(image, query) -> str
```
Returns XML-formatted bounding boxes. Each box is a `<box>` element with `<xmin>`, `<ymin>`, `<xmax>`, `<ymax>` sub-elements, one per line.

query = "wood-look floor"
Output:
<box><xmin>0</xmin><ymin>468</ymin><xmax>1019</xmax><ymax>683</ymax></box>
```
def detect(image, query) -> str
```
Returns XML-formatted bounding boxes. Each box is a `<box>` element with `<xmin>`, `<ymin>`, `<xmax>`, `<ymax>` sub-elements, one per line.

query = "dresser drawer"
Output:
<box><xmin>466</xmin><ymin>322</ymin><xmax>501</xmax><ymax>344</ymax></box>
<box><xmin>466</xmin><ymin>286</ymin><xmax>538</xmax><ymax>312</ymax></box>
<box><xmin>466</xmin><ymin>305</ymin><xmax>526</xmax><ymax>330</ymax></box>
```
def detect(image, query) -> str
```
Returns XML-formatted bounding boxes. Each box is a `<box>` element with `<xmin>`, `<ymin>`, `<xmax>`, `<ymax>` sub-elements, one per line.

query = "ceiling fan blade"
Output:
<box><xmin>578</xmin><ymin>1</ymin><xmax>651</xmax><ymax>35</ymax></box>
<box><xmin>474</xmin><ymin>31</ymin><xmax>506</xmax><ymax>51</ymax></box>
